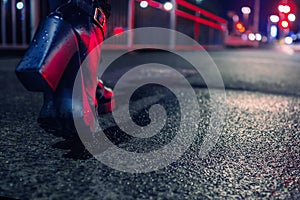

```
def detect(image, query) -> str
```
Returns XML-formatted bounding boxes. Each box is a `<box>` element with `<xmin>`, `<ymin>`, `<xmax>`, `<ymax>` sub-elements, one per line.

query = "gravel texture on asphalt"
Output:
<box><xmin>0</xmin><ymin>55</ymin><xmax>299</xmax><ymax>199</ymax></box>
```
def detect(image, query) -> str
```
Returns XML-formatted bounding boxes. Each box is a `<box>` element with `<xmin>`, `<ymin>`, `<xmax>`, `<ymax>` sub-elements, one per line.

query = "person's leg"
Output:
<box><xmin>37</xmin><ymin>0</ymin><xmax>74</xmax><ymax>129</ymax></box>
<box><xmin>16</xmin><ymin>0</ymin><xmax>114</xmax><ymax>135</ymax></box>
<box><xmin>46</xmin><ymin>0</ymin><xmax>114</xmax><ymax>117</ymax></box>
<box><xmin>48</xmin><ymin>1</ymin><xmax>111</xmax><ymax>134</ymax></box>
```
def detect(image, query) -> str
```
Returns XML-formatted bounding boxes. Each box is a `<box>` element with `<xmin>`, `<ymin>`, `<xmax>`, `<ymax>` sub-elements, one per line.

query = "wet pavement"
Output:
<box><xmin>0</xmin><ymin>49</ymin><xmax>299</xmax><ymax>199</ymax></box>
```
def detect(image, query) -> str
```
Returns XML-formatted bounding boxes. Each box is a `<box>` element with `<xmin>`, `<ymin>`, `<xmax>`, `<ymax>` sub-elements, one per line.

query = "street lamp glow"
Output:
<box><xmin>241</xmin><ymin>7</ymin><xmax>251</xmax><ymax>15</ymax></box>
<box><xmin>164</xmin><ymin>2</ymin><xmax>173</xmax><ymax>11</ymax></box>
<box><xmin>16</xmin><ymin>2</ymin><xmax>24</xmax><ymax>10</ymax></box>
<box><xmin>140</xmin><ymin>1</ymin><xmax>148</xmax><ymax>9</ymax></box>
<box><xmin>288</xmin><ymin>13</ymin><xmax>296</xmax><ymax>22</ymax></box>
<box><xmin>270</xmin><ymin>15</ymin><xmax>279</xmax><ymax>23</ymax></box>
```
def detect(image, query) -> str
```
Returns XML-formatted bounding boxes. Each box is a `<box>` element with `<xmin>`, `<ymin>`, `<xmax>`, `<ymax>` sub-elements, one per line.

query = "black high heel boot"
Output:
<box><xmin>16</xmin><ymin>0</ymin><xmax>111</xmax><ymax>136</ymax></box>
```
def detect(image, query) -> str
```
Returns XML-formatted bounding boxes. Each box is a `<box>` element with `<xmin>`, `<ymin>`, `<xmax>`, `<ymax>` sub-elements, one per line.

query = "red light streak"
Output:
<box><xmin>176</xmin><ymin>0</ymin><xmax>227</xmax><ymax>24</ymax></box>
<box><xmin>135</xmin><ymin>0</ymin><xmax>227</xmax><ymax>30</ymax></box>
<box><xmin>175</xmin><ymin>10</ymin><xmax>224</xmax><ymax>30</ymax></box>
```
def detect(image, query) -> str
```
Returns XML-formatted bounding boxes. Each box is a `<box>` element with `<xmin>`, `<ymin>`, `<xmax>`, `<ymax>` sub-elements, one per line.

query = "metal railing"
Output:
<box><xmin>104</xmin><ymin>0</ymin><xmax>228</xmax><ymax>49</ymax></box>
<box><xmin>1</xmin><ymin>0</ymin><xmax>30</xmax><ymax>49</ymax></box>
<box><xmin>0</xmin><ymin>0</ymin><xmax>227</xmax><ymax>50</ymax></box>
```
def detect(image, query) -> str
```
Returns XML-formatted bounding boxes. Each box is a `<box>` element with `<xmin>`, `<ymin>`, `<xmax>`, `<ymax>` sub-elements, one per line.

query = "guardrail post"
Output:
<box><xmin>21</xmin><ymin>0</ymin><xmax>27</xmax><ymax>45</ymax></box>
<box><xmin>127</xmin><ymin>0</ymin><xmax>135</xmax><ymax>49</ymax></box>
<box><xmin>1</xmin><ymin>0</ymin><xmax>7</xmax><ymax>45</ymax></box>
<box><xmin>170</xmin><ymin>0</ymin><xmax>176</xmax><ymax>50</ymax></box>
<box><xmin>253</xmin><ymin>0</ymin><xmax>260</xmax><ymax>33</ymax></box>
<box><xmin>30</xmin><ymin>0</ymin><xmax>40</xmax><ymax>40</ymax></box>
<box><xmin>194</xmin><ymin>11</ymin><xmax>200</xmax><ymax>42</ymax></box>
<box><xmin>11</xmin><ymin>0</ymin><xmax>17</xmax><ymax>45</ymax></box>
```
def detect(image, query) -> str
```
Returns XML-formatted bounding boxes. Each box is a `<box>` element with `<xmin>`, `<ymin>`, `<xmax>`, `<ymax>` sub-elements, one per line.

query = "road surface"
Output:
<box><xmin>0</xmin><ymin>48</ymin><xmax>299</xmax><ymax>199</ymax></box>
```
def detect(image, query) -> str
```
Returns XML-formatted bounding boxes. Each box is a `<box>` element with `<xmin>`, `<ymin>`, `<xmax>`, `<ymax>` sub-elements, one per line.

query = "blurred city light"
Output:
<box><xmin>270</xmin><ymin>15</ymin><xmax>279</xmax><ymax>23</ymax></box>
<box><xmin>235</xmin><ymin>22</ymin><xmax>243</xmax><ymax>30</ymax></box>
<box><xmin>164</xmin><ymin>2</ymin><xmax>173</xmax><ymax>11</ymax></box>
<box><xmin>284</xmin><ymin>36</ymin><xmax>293</xmax><ymax>45</ymax></box>
<box><xmin>270</xmin><ymin>25</ymin><xmax>278</xmax><ymax>38</ymax></box>
<box><xmin>280</xmin><ymin>20</ymin><xmax>290</xmax><ymax>29</ymax></box>
<box><xmin>278</xmin><ymin>5</ymin><xmax>291</xmax><ymax>14</ymax></box>
<box><xmin>195</xmin><ymin>0</ymin><xmax>203</xmax><ymax>4</ymax></box>
<box><xmin>255</xmin><ymin>33</ymin><xmax>262</xmax><ymax>41</ymax></box>
<box><xmin>235</xmin><ymin>22</ymin><xmax>245</xmax><ymax>33</ymax></box>
<box><xmin>291</xmin><ymin>34</ymin><xmax>297</xmax><ymax>40</ymax></box>
<box><xmin>16</xmin><ymin>2</ymin><xmax>24</xmax><ymax>10</ymax></box>
<box><xmin>232</xmin><ymin>15</ymin><xmax>239</xmax><ymax>22</ymax></box>
<box><xmin>140</xmin><ymin>1</ymin><xmax>148</xmax><ymax>8</ymax></box>
<box><xmin>288</xmin><ymin>13</ymin><xmax>296</xmax><ymax>22</ymax></box>
<box><xmin>241</xmin><ymin>34</ymin><xmax>248</xmax><ymax>41</ymax></box>
<box><xmin>241</xmin><ymin>7</ymin><xmax>251</xmax><ymax>15</ymax></box>
<box><xmin>248</xmin><ymin>33</ymin><xmax>256</xmax><ymax>41</ymax></box>
<box><xmin>113</xmin><ymin>27</ymin><xmax>125</xmax><ymax>35</ymax></box>
<box><xmin>262</xmin><ymin>36</ymin><xmax>268</xmax><ymax>43</ymax></box>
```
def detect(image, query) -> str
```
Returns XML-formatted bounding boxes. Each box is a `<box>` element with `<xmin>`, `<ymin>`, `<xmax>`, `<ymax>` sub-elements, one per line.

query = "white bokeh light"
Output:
<box><xmin>248</xmin><ymin>33</ymin><xmax>256</xmax><ymax>41</ymax></box>
<box><xmin>140</xmin><ymin>1</ymin><xmax>148</xmax><ymax>9</ymax></box>
<box><xmin>288</xmin><ymin>13</ymin><xmax>296</xmax><ymax>22</ymax></box>
<box><xmin>255</xmin><ymin>33</ymin><xmax>262</xmax><ymax>41</ymax></box>
<box><xmin>16</xmin><ymin>2</ymin><xmax>24</xmax><ymax>10</ymax></box>
<box><xmin>270</xmin><ymin>15</ymin><xmax>279</xmax><ymax>23</ymax></box>
<box><xmin>164</xmin><ymin>2</ymin><xmax>173</xmax><ymax>11</ymax></box>
<box><xmin>270</xmin><ymin>25</ymin><xmax>278</xmax><ymax>38</ymax></box>
<box><xmin>278</xmin><ymin>5</ymin><xmax>291</xmax><ymax>14</ymax></box>
<box><xmin>284</xmin><ymin>36</ymin><xmax>293</xmax><ymax>45</ymax></box>
<box><xmin>241</xmin><ymin>7</ymin><xmax>251</xmax><ymax>15</ymax></box>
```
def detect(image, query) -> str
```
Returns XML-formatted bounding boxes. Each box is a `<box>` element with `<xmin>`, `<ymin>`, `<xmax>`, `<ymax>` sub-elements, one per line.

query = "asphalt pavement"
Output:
<box><xmin>0</xmin><ymin>48</ymin><xmax>299</xmax><ymax>199</ymax></box>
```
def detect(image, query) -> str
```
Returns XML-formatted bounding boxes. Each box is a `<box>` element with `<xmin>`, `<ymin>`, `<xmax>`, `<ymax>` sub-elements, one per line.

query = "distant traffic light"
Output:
<box><xmin>276</xmin><ymin>1</ymin><xmax>297</xmax><ymax>30</ymax></box>
<box><xmin>288</xmin><ymin>13</ymin><xmax>296</xmax><ymax>22</ymax></box>
<box><xmin>235</xmin><ymin>22</ymin><xmax>245</xmax><ymax>33</ymax></box>
<box><xmin>279</xmin><ymin>20</ymin><xmax>290</xmax><ymax>29</ymax></box>
<box><xmin>235</xmin><ymin>22</ymin><xmax>243</xmax><ymax>30</ymax></box>
<box><xmin>278</xmin><ymin>4</ymin><xmax>291</xmax><ymax>14</ymax></box>
<box><xmin>270</xmin><ymin>15</ymin><xmax>280</xmax><ymax>23</ymax></box>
